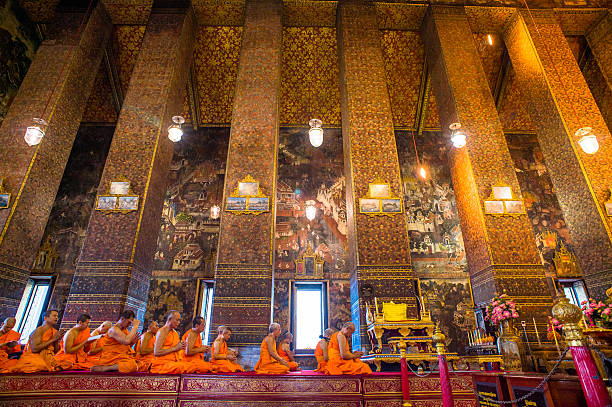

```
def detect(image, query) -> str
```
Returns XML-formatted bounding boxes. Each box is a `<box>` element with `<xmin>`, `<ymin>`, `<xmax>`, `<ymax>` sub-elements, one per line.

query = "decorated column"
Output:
<box><xmin>209</xmin><ymin>0</ymin><xmax>282</xmax><ymax>357</ymax></box>
<box><xmin>61</xmin><ymin>9</ymin><xmax>196</xmax><ymax>328</ymax></box>
<box><xmin>337</xmin><ymin>0</ymin><xmax>418</xmax><ymax>348</ymax></box>
<box><xmin>0</xmin><ymin>5</ymin><xmax>112</xmax><ymax>316</ymax></box>
<box><xmin>504</xmin><ymin>10</ymin><xmax>612</xmax><ymax>299</ymax></box>
<box><xmin>586</xmin><ymin>11</ymin><xmax>612</xmax><ymax>128</ymax></box>
<box><xmin>421</xmin><ymin>6</ymin><xmax>552</xmax><ymax>339</ymax></box>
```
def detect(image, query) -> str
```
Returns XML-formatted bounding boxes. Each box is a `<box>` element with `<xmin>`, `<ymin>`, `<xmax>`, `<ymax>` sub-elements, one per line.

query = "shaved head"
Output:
<box><xmin>1</xmin><ymin>317</ymin><xmax>16</xmax><ymax>332</ymax></box>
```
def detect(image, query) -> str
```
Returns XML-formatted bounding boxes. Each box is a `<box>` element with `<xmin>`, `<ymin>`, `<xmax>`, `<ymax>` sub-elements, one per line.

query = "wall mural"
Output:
<box><xmin>0</xmin><ymin>0</ymin><xmax>40</xmax><ymax>126</ymax></box>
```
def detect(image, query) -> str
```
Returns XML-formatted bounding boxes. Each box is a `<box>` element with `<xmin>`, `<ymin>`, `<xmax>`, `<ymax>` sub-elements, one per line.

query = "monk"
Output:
<box><xmin>55</xmin><ymin>313</ymin><xmax>98</xmax><ymax>370</ymax></box>
<box><xmin>135</xmin><ymin>320</ymin><xmax>159</xmax><ymax>365</ymax></box>
<box><xmin>10</xmin><ymin>310</ymin><xmax>72</xmax><ymax>373</ymax></box>
<box><xmin>0</xmin><ymin>317</ymin><xmax>21</xmax><ymax>372</ymax></box>
<box><xmin>254</xmin><ymin>323</ymin><xmax>290</xmax><ymax>374</ymax></box>
<box><xmin>278</xmin><ymin>331</ymin><xmax>299</xmax><ymax>371</ymax></box>
<box><xmin>211</xmin><ymin>325</ymin><xmax>244</xmax><ymax>372</ymax></box>
<box><xmin>314</xmin><ymin>328</ymin><xmax>335</xmax><ymax>373</ymax></box>
<box><xmin>87</xmin><ymin>321</ymin><xmax>111</xmax><ymax>361</ymax></box>
<box><xmin>181</xmin><ymin>316</ymin><xmax>215</xmax><ymax>373</ymax></box>
<box><xmin>326</xmin><ymin>322</ymin><xmax>371</xmax><ymax>375</ymax></box>
<box><xmin>150</xmin><ymin>310</ymin><xmax>190</xmax><ymax>374</ymax></box>
<box><xmin>90</xmin><ymin>310</ymin><xmax>146</xmax><ymax>373</ymax></box>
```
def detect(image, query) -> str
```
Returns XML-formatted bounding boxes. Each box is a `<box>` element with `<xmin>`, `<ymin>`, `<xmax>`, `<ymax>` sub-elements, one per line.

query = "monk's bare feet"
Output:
<box><xmin>90</xmin><ymin>365</ymin><xmax>116</xmax><ymax>372</ymax></box>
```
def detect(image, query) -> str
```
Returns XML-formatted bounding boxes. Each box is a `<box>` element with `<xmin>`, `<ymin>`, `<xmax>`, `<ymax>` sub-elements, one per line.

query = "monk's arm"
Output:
<box><xmin>88</xmin><ymin>340</ymin><xmax>102</xmax><ymax>356</ymax></box>
<box><xmin>64</xmin><ymin>331</ymin><xmax>90</xmax><ymax>353</ymax></box>
<box><xmin>108</xmin><ymin>326</ymin><xmax>136</xmax><ymax>346</ymax></box>
<box><xmin>338</xmin><ymin>333</ymin><xmax>360</xmax><ymax>360</ymax></box>
<box><xmin>266</xmin><ymin>336</ymin><xmax>289</xmax><ymax>366</ymax></box>
<box><xmin>139</xmin><ymin>333</ymin><xmax>154</xmax><ymax>356</ymax></box>
<box><xmin>320</xmin><ymin>340</ymin><xmax>329</xmax><ymax>362</ymax></box>
<box><xmin>154</xmin><ymin>329</ymin><xmax>183</xmax><ymax>357</ymax></box>
<box><xmin>185</xmin><ymin>332</ymin><xmax>200</xmax><ymax>356</ymax></box>
<box><xmin>282</xmin><ymin>343</ymin><xmax>295</xmax><ymax>362</ymax></box>
<box><xmin>212</xmin><ymin>339</ymin><xmax>228</xmax><ymax>360</ymax></box>
<box><xmin>31</xmin><ymin>327</ymin><xmax>59</xmax><ymax>353</ymax></box>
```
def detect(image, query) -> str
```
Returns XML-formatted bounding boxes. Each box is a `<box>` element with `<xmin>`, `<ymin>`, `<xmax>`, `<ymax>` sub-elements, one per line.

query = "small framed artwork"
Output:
<box><xmin>109</xmin><ymin>181</ymin><xmax>130</xmax><ymax>195</ymax></box>
<box><xmin>381</xmin><ymin>198</ymin><xmax>402</xmax><ymax>213</ymax></box>
<box><xmin>226</xmin><ymin>197</ymin><xmax>247</xmax><ymax>211</ymax></box>
<box><xmin>504</xmin><ymin>200</ymin><xmax>525</xmax><ymax>214</ymax></box>
<box><xmin>117</xmin><ymin>195</ymin><xmax>139</xmax><ymax>211</ymax></box>
<box><xmin>484</xmin><ymin>200</ymin><xmax>504</xmax><ymax>215</ymax></box>
<box><xmin>238</xmin><ymin>181</ymin><xmax>258</xmax><ymax>197</ymax></box>
<box><xmin>492</xmin><ymin>185</ymin><xmax>513</xmax><ymax>200</ymax></box>
<box><xmin>369</xmin><ymin>183</ymin><xmax>390</xmax><ymax>198</ymax></box>
<box><xmin>360</xmin><ymin>198</ymin><xmax>381</xmax><ymax>213</ymax></box>
<box><xmin>605</xmin><ymin>201</ymin><xmax>612</xmax><ymax>217</ymax></box>
<box><xmin>248</xmin><ymin>197</ymin><xmax>269</xmax><ymax>211</ymax></box>
<box><xmin>0</xmin><ymin>193</ymin><xmax>10</xmax><ymax>209</ymax></box>
<box><xmin>96</xmin><ymin>195</ymin><xmax>118</xmax><ymax>210</ymax></box>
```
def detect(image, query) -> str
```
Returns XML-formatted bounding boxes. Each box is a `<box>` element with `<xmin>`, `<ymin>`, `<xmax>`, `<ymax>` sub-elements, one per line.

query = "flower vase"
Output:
<box><xmin>497</xmin><ymin>319</ymin><xmax>523</xmax><ymax>371</ymax></box>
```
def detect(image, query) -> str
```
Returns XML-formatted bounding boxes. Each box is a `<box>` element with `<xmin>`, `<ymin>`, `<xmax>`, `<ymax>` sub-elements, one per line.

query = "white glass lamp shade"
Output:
<box><xmin>309</xmin><ymin>127</ymin><xmax>323</xmax><ymax>147</ymax></box>
<box><xmin>168</xmin><ymin>125</ymin><xmax>183</xmax><ymax>142</ymax></box>
<box><xmin>24</xmin><ymin>126</ymin><xmax>45</xmax><ymax>146</ymax></box>
<box><xmin>451</xmin><ymin>131</ymin><xmax>467</xmax><ymax>148</ymax></box>
<box><xmin>305</xmin><ymin>201</ymin><xmax>317</xmax><ymax>221</ymax></box>
<box><xmin>575</xmin><ymin>127</ymin><xmax>598</xmax><ymax>154</ymax></box>
<box><xmin>210</xmin><ymin>204</ymin><xmax>220</xmax><ymax>220</ymax></box>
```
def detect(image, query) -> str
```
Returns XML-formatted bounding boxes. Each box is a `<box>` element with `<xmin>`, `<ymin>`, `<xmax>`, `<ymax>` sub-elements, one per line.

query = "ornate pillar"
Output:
<box><xmin>586</xmin><ymin>11</ymin><xmax>612</xmax><ymax>130</ymax></box>
<box><xmin>61</xmin><ymin>9</ymin><xmax>195</xmax><ymax>328</ymax></box>
<box><xmin>337</xmin><ymin>0</ymin><xmax>417</xmax><ymax>349</ymax></box>
<box><xmin>421</xmin><ymin>6</ymin><xmax>552</xmax><ymax>330</ymax></box>
<box><xmin>504</xmin><ymin>10</ymin><xmax>612</xmax><ymax>299</ymax></box>
<box><xmin>0</xmin><ymin>5</ymin><xmax>112</xmax><ymax>316</ymax></box>
<box><xmin>209</xmin><ymin>0</ymin><xmax>281</xmax><ymax>359</ymax></box>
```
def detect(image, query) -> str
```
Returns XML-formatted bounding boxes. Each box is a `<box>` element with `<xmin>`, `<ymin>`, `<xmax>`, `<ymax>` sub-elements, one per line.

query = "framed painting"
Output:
<box><xmin>381</xmin><ymin>198</ymin><xmax>402</xmax><ymax>213</ymax></box>
<box><xmin>226</xmin><ymin>197</ymin><xmax>247</xmax><ymax>211</ymax></box>
<box><xmin>96</xmin><ymin>195</ymin><xmax>118</xmax><ymax>210</ymax></box>
<box><xmin>360</xmin><ymin>198</ymin><xmax>381</xmax><ymax>213</ymax></box>
<box><xmin>109</xmin><ymin>181</ymin><xmax>130</xmax><ymax>195</ymax></box>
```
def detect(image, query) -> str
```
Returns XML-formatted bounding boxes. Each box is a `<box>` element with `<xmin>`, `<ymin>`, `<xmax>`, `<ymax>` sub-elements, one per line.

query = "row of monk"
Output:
<box><xmin>0</xmin><ymin>310</ymin><xmax>371</xmax><ymax>375</ymax></box>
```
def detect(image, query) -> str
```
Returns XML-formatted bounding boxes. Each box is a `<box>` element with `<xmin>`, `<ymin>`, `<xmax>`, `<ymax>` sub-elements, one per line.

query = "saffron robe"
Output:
<box><xmin>278</xmin><ymin>344</ymin><xmax>299</xmax><ymax>371</ymax></box>
<box><xmin>180</xmin><ymin>330</ymin><xmax>214</xmax><ymax>373</ymax></box>
<box><xmin>55</xmin><ymin>328</ymin><xmax>94</xmax><ymax>370</ymax></box>
<box><xmin>135</xmin><ymin>334</ymin><xmax>155</xmax><ymax>364</ymax></box>
<box><xmin>254</xmin><ymin>338</ymin><xmax>290</xmax><ymax>374</ymax></box>
<box><xmin>211</xmin><ymin>340</ymin><xmax>244</xmax><ymax>372</ymax></box>
<box><xmin>96</xmin><ymin>328</ymin><xmax>148</xmax><ymax>373</ymax></box>
<box><xmin>325</xmin><ymin>332</ymin><xmax>371</xmax><ymax>375</ymax></box>
<box><xmin>150</xmin><ymin>329</ymin><xmax>194</xmax><ymax>374</ymax></box>
<box><xmin>314</xmin><ymin>341</ymin><xmax>328</xmax><ymax>373</ymax></box>
<box><xmin>0</xmin><ymin>329</ymin><xmax>21</xmax><ymax>372</ymax></box>
<box><xmin>10</xmin><ymin>327</ymin><xmax>72</xmax><ymax>373</ymax></box>
<box><xmin>87</xmin><ymin>335</ymin><xmax>107</xmax><ymax>363</ymax></box>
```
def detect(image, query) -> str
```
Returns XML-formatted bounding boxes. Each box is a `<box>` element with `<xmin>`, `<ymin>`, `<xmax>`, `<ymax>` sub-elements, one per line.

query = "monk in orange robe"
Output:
<box><xmin>326</xmin><ymin>322</ymin><xmax>371</xmax><ymax>375</ymax></box>
<box><xmin>254</xmin><ymin>323</ymin><xmax>290</xmax><ymax>374</ymax></box>
<box><xmin>10</xmin><ymin>310</ymin><xmax>72</xmax><ymax>373</ymax></box>
<box><xmin>0</xmin><ymin>317</ymin><xmax>21</xmax><ymax>372</ymax></box>
<box><xmin>211</xmin><ymin>325</ymin><xmax>244</xmax><ymax>372</ymax></box>
<box><xmin>314</xmin><ymin>328</ymin><xmax>335</xmax><ymax>373</ymax></box>
<box><xmin>55</xmin><ymin>313</ymin><xmax>99</xmax><ymax>370</ymax></box>
<box><xmin>278</xmin><ymin>331</ymin><xmax>299</xmax><ymax>371</ymax></box>
<box><xmin>90</xmin><ymin>310</ymin><xmax>146</xmax><ymax>373</ymax></box>
<box><xmin>135</xmin><ymin>320</ymin><xmax>158</xmax><ymax>365</ymax></box>
<box><xmin>181</xmin><ymin>316</ymin><xmax>215</xmax><ymax>373</ymax></box>
<box><xmin>87</xmin><ymin>321</ymin><xmax>111</xmax><ymax>363</ymax></box>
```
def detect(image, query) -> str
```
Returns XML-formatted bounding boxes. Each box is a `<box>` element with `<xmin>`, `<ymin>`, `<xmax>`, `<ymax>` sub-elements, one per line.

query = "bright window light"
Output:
<box><xmin>15</xmin><ymin>279</ymin><xmax>51</xmax><ymax>343</ymax></box>
<box><xmin>295</xmin><ymin>285</ymin><xmax>323</xmax><ymax>350</ymax></box>
<box><xmin>198</xmin><ymin>280</ymin><xmax>215</xmax><ymax>344</ymax></box>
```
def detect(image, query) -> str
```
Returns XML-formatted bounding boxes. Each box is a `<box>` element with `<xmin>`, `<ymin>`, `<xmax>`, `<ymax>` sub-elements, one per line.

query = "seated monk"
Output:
<box><xmin>180</xmin><ymin>316</ymin><xmax>214</xmax><ymax>373</ymax></box>
<box><xmin>10</xmin><ymin>310</ymin><xmax>72</xmax><ymax>373</ymax></box>
<box><xmin>0</xmin><ymin>317</ymin><xmax>21</xmax><ymax>372</ymax></box>
<box><xmin>55</xmin><ymin>313</ymin><xmax>98</xmax><ymax>370</ymax></box>
<box><xmin>90</xmin><ymin>310</ymin><xmax>147</xmax><ymax>373</ymax></box>
<box><xmin>211</xmin><ymin>325</ymin><xmax>244</xmax><ymax>372</ymax></box>
<box><xmin>254</xmin><ymin>323</ymin><xmax>290</xmax><ymax>374</ymax></box>
<box><xmin>314</xmin><ymin>328</ymin><xmax>335</xmax><ymax>373</ymax></box>
<box><xmin>278</xmin><ymin>331</ymin><xmax>299</xmax><ymax>371</ymax></box>
<box><xmin>87</xmin><ymin>321</ymin><xmax>111</xmax><ymax>362</ymax></box>
<box><xmin>325</xmin><ymin>322</ymin><xmax>371</xmax><ymax>375</ymax></box>
<box><xmin>135</xmin><ymin>320</ymin><xmax>159</xmax><ymax>365</ymax></box>
<box><xmin>150</xmin><ymin>310</ymin><xmax>190</xmax><ymax>374</ymax></box>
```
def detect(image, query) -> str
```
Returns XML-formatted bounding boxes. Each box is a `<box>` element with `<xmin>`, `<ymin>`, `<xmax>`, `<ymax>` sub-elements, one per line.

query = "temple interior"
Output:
<box><xmin>0</xmin><ymin>0</ymin><xmax>611</xmax><ymax>405</ymax></box>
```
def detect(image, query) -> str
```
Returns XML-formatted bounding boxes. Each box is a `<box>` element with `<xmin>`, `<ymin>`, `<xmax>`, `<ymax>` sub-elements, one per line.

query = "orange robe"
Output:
<box><xmin>87</xmin><ymin>335</ymin><xmax>107</xmax><ymax>364</ymax></box>
<box><xmin>254</xmin><ymin>338</ymin><xmax>290</xmax><ymax>374</ymax></box>
<box><xmin>96</xmin><ymin>328</ymin><xmax>148</xmax><ymax>373</ymax></box>
<box><xmin>325</xmin><ymin>332</ymin><xmax>371</xmax><ymax>375</ymax></box>
<box><xmin>314</xmin><ymin>341</ymin><xmax>328</xmax><ymax>373</ymax></box>
<box><xmin>180</xmin><ymin>330</ymin><xmax>214</xmax><ymax>373</ymax></box>
<box><xmin>150</xmin><ymin>329</ymin><xmax>193</xmax><ymax>374</ymax></box>
<box><xmin>211</xmin><ymin>339</ymin><xmax>244</xmax><ymax>372</ymax></box>
<box><xmin>0</xmin><ymin>329</ymin><xmax>21</xmax><ymax>372</ymax></box>
<box><xmin>278</xmin><ymin>344</ymin><xmax>299</xmax><ymax>371</ymax></box>
<box><xmin>55</xmin><ymin>328</ymin><xmax>94</xmax><ymax>370</ymax></box>
<box><xmin>135</xmin><ymin>334</ymin><xmax>155</xmax><ymax>364</ymax></box>
<box><xmin>10</xmin><ymin>327</ymin><xmax>72</xmax><ymax>373</ymax></box>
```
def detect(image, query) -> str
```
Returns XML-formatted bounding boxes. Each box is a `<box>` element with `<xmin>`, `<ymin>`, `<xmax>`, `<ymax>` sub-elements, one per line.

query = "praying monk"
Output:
<box><xmin>150</xmin><ymin>310</ymin><xmax>191</xmax><ymax>374</ymax></box>
<box><xmin>55</xmin><ymin>313</ymin><xmax>98</xmax><ymax>370</ymax></box>
<box><xmin>211</xmin><ymin>325</ymin><xmax>244</xmax><ymax>372</ymax></box>
<box><xmin>326</xmin><ymin>322</ymin><xmax>371</xmax><ymax>375</ymax></box>
<box><xmin>278</xmin><ymin>331</ymin><xmax>299</xmax><ymax>371</ymax></box>
<box><xmin>314</xmin><ymin>328</ymin><xmax>335</xmax><ymax>373</ymax></box>
<box><xmin>87</xmin><ymin>321</ymin><xmax>111</xmax><ymax>361</ymax></box>
<box><xmin>10</xmin><ymin>310</ymin><xmax>73</xmax><ymax>373</ymax></box>
<box><xmin>0</xmin><ymin>317</ymin><xmax>21</xmax><ymax>372</ymax></box>
<box><xmin>135</xmin><ymin>320</ymin><xmax>159</xmax><ymax>365</ymax></box>
<box><xmin>90</xmin><ymin>310</ymin><xmax>147</xmax><ymax>373</ymax></box>
<box><xmin>254</xmin><ymin>323</ymin><xmax>290</xmax><ymax>374</ymax></box>
<box><xmin>180</xmin><ymin>316</ymin><xmax>215</xmax><ymax>373</ymax></box>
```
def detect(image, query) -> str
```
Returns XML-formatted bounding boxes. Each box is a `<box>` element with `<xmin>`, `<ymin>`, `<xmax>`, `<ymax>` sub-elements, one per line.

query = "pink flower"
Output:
<box><xmin>551</xmin><ymin>318</ymin><xmax>559</xmax><ymax>325</ymax></box>
<box><xmin>503</xmin><ymin>311</ymin><xmax>511</xmax><ymax>318</ymax></box>
<box><xmin>603</xmin><ymin>308</ymin><xmax>611</xmax><ymax>316</ymax></box>
<box><xmin>492</xmin><ymin>301</ymin><xmax>499</xmax><ymax>306</ymax></box>
<box><xmin>512</xmin><ymin>312</ymin><xmax>519</xmax><ymax>318</ymax></box>
<box><xmin>507</xmin><ymin>302</ymin><xmax>515</xmax><ymax>307</ymax></box>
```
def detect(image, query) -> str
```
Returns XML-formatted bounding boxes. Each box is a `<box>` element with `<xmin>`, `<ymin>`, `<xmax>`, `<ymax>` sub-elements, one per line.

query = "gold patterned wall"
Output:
<box><xmin>113</xmin><ymin>25</ymin><xmax>147</xmax><ymax>96</ymax></box>
<box><xmin>82</xmin><ymin>63</ymin><xmax>118</xmax><ymax>123</ymax></box>
<box><xmin>280</xmin><ymin>27</ymin><xmax>341</xmax><ymax>126</ymax></box>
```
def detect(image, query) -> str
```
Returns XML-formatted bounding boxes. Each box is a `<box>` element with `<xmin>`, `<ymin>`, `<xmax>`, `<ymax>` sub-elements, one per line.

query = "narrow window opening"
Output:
<box><xmin>197</xmin><ymin>280</ymin><xmax>215</xmax><ymax>344</ymax></box>
<box><xmin>15</xmin><ymin>277</ymin><xmax>52</xmax><ymax>343</ymax></box>
<box><xmin>292</xmin><ymin>282</ymin><xmax>327</xmax><ymax>352</ymax></box>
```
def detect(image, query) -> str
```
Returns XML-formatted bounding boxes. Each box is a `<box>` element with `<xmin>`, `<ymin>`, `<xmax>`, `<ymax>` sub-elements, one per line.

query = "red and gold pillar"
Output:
<box><xmin>422</xmin><ymin>6</ymin><xmax>552</xmax><ymax>334</ymax></box>
<box><xmin>0</xmin><ymin>5</ymin><xmax>112</xmax><ymax>316</ymax></box>
<box><xmin>61</xmin><ymin>9</ymin><xmax>195</xmax><ymax>328</ymax></box>
<box><xmin>504</xmin><ymin>10</ymin><xmax>612</xmax><ymax>299</ymax></box>
<box><xmin>337</xmin><ymin>0</ymin><xmax>418</xmax><ymax>348</ymax></box>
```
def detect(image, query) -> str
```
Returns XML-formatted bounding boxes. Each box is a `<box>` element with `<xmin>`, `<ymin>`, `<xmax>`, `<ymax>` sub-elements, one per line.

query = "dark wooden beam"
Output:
<box><xmin>415</xmin><ymin>57</ymin><xmax>430</xmax><ymax>136</ymax></box>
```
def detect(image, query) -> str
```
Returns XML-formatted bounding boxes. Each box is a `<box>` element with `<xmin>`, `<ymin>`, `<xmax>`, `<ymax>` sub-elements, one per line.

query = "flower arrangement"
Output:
<box><xmin>485</xmin><ymin>294</ymin><xmax>519</xmax><ymax>326</ymax></box>
<box><xmin>547</xmin><ymin>316</ymin><xmax>563</xmax><ymax>341</ymax></box>
<box><xmin>581</xmin><ymin>299</ymin><xmax>612</xmax><ymax>329</ymax></box>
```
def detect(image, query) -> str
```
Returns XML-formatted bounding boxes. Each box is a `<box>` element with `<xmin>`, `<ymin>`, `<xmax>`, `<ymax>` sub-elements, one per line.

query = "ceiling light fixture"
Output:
<box><xmin>168</xmin><ymin>116</ymin><xmax>185</xmax><ymax>143</ymax></box>
<box><xmin>308</xmin><ymin>119</ymin><xmax>323</xmax><ymax>148</ymax></box>
<box><xmin>449</xmin><ymin>122</ymin><xmax>467</xmax><ymax>149</ymax></box>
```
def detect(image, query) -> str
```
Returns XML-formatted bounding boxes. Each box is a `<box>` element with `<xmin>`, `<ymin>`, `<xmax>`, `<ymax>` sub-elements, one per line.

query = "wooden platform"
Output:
<box><xmin>0</xmin><ymin>371</ymin><xmax>479</xmax><ymax>406</ymax></box>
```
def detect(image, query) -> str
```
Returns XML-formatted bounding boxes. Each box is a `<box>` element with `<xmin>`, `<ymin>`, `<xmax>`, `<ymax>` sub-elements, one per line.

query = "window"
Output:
<box><xmin>292</xmin><ymin>282</ymin><xmax>327</xmax><ymax>351</ymax></box>
<box><xmin>15</xmin><ymin>278</ymin><xmax>53</xmax><ymax>343</ymax></box>
<box><xmin>196</xmin><ymin>280</ymin><xmax>214</xmax><ymax>344</ymax></box>
<box><xmin>561</xmin><ymin>280</ymin><xmax>588</xmax><ymax>307</ymax></box>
